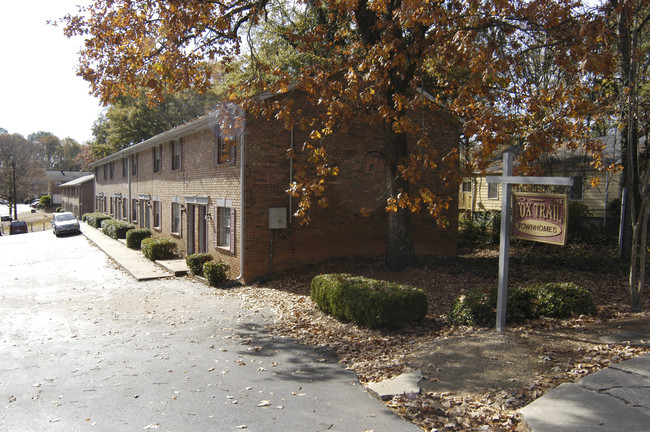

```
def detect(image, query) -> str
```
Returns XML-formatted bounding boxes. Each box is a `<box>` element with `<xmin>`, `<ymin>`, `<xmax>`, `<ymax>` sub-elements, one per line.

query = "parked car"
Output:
<box><xmin>1</xmin><ymin>215</ymin><xmax>11</xmax><ymax>222</ymax></box>
<box><xmin>9</xmin><ymin>220</ymin><xmax>28</xmax><ymax>235</ymax></box>
<box><xmin>52</xmin><ymin>212</ymin><xmax>81</xmax><ymax>237</ymax></box>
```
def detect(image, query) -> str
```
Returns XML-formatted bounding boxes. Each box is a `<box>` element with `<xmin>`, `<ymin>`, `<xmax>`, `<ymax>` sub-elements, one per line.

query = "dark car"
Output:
<box><xmin>9</xmin><ymin>220</ymin><xmax>28</xmax><ymax>235</ymax></box>
<box><xmin>52</xmin><ymin>212</ymin><xmax>81</xmax><ymax>237</ymax></box>
<box><xmin>1</xmin><ymin>215</ymin><xmax>11</xmax><ymax>222</ymax></box>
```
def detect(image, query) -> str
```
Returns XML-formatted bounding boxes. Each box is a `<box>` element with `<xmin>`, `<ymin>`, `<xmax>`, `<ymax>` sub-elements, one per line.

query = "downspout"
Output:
<box><xmin>127</xmin><ymin>155</ymin><xmax>132</xmax><ymax>223</ymax></box>
<box><xmin>235</xmin><ymin>131</ymin><xmax>245</xmax><ymax>282</ymax></box>
<box><xmin>280</xmin><ymin>126</ymin><xmax>295</xmax><ymax>240</ymax></box>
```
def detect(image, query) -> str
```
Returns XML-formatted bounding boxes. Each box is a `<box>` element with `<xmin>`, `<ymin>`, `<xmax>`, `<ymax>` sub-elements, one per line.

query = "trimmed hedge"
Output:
<box><xmin>449</xmin><ymin>282</ymin><xmax>596</xmax><ymax>327</ymax></box>
<box><xmin>527</xmin><ymin>282</ymin><xmax>597</xmax><ymax>318</ymax></box>
<box><xmin>83</xmin><ymin>212</ymin><xmax>113</xmax><ymax>229</ymax></box>
<box><xmin>101</xmin><ymin>219</ymin><xmax>135</xmax><ymax>239</ymax></box>
<box><xmin>141</xmin><ymin>237</ymin><xmax>177</xmax><ymax>261</ymax></box>
<box><xmin>186</xmin><ymin>253</ymin><xmax>213</xmax><ymax>276</ymax></box>
<box><xmin>126</xmin><ymin>228</ymin><xmax>152</xmax><ymax>249</ymax></box>
<box><xmin>311</xmin><ymin>274</ymin><xmax>428</xmax><ymax>329</ymax></box>
<box><xmin>203</xmin><ymin>260</ymin><xmax>231</xmax><ymax>286</ymax></box>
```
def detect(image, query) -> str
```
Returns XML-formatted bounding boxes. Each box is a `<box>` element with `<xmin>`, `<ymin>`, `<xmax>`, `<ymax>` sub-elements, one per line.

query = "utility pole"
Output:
<box><xmin>12</xmin><ymin>159</ymin><xmax>17</xmax><ymax>221</ymax></box>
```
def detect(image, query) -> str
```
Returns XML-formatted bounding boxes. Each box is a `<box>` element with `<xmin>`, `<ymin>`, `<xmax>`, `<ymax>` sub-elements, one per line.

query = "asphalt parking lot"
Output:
<box><xmin>0</xmin><ymin>231</ymin><xmax>418</xmax><ymax>431</ymax></box>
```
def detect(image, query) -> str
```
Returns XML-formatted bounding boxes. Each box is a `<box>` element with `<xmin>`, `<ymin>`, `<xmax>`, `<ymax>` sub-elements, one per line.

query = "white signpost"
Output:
<box><xmin>486</xmin><ymin>151</ymin><xmax>574</xmax><ymax>331</ymax></box>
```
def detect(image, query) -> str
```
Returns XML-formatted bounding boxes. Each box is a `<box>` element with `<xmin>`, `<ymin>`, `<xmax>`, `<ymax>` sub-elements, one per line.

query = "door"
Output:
<box><xmin>187</xmin><ymin>205</ymin><xmax>195</xmax><ymax>255</ymax></box>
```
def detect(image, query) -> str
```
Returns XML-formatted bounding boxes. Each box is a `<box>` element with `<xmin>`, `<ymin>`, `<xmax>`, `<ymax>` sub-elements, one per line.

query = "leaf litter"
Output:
<box><xmin>219</xmin><ymin>243</ymin><xmax>650</xmax><ymax>431</ymax></box>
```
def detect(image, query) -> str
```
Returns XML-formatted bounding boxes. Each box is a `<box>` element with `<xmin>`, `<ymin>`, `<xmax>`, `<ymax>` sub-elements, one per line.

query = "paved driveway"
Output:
<box><xmin>0</xmin><ymin>231</ymin><xmax>418</xmax><ymax>432</ymax></box>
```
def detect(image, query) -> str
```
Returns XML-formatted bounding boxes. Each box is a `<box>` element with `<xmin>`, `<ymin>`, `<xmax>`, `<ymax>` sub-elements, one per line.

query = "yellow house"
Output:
<box><xmin>460</xmin><ymin>134</ymin><xmax>622</xmax><ymax>225</ymax></box>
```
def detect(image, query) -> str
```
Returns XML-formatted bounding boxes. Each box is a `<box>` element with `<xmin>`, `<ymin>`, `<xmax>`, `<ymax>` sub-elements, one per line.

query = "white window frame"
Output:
<box><xmin>153</xmin><ymin>200</ymin><xmax>161</xmax><ymax>229</ymax></box>
<box><xmin>153</xmin><ymin>144</ymin><xmax>162</xmax><ymax>173</ymax></box>
<box><xmin>171</xmin><ymin>202</ymin><xmax>181</xmax><ymax>235</ymax></box>
<box><xmin>171</xmin><ymin>139</ymin><xmax>182</xmax><ymax>171</ymax></box>
<box><xmin>217</xmin><ymin>206</ymin><xmax>231</xmax><ymax>248</ymax></box>
<box><xmin>487</xmin><ymin>182</ymin><xmax>499</xmax><ymax>200</ymax></box>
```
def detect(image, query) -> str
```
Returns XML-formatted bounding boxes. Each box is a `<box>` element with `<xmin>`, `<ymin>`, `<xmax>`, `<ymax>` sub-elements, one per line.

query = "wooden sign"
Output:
<box><xmin>512</xmin><ymin>192</ymin><xmax>568</xmax><ymax>246</ymax></box>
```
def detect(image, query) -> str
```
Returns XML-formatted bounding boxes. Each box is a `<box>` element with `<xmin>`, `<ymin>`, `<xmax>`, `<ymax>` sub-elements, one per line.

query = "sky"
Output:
<box><xmin>0</xmin><ymin>0</ymin><xmax>102</xmax><ymax>144</ymax></box>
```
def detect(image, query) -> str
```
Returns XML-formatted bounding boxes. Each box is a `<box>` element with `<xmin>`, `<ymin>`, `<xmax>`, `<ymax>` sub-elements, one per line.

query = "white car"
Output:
<box><xmin>52</xmin><ymin>212</ymin><xmax>81</xmax><ymax>237</ymax></box>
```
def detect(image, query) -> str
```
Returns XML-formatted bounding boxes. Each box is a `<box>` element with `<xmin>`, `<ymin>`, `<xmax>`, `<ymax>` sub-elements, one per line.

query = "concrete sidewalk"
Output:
<box><xmin>521</xmin><ymin>352</ymin><xmax>650</xmax><ymax>431</ymax></box>
<box><xmin>81</xmin><ymin>222</ymin><xmax>185</xmax><ymax>281</ymax></box>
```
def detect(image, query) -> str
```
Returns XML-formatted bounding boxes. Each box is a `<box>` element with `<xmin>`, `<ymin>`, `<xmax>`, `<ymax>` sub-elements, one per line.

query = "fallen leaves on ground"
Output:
<box><xmin>219</xmin><ymin>243</ymin><xmax>650</xmax><ymax>431</ymax></box>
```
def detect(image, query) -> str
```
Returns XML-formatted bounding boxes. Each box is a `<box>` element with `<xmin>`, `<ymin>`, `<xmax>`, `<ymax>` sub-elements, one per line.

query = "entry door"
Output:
<box><xmin>198</xmin><ymin>206</ymin><xmax>207</xmax><ymax>253</ymax></box>
<box><xmin>187</xmin><ymin>205</ymin><xmax>196</xmax><ymax>255</ymax></box>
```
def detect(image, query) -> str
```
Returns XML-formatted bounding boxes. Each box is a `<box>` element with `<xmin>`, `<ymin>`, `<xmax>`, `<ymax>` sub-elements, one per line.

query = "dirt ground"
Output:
<box><xmin>226</xmin><ymin>242</ymin><xmax>650</xmax><ymax>431</ymax></box>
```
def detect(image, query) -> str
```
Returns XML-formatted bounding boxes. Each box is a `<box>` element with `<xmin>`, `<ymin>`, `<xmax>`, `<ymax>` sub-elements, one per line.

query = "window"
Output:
<box><xmin>171</xmin><ymin>202</ymin><xmax>181</xmax><ymax>234</ymax></box>
<box><xmin>122</xmin><ymin>158</ymin><xmax>127</xmax><ymax>177</ymax></box>
<box><xmin>462</xmin><ymin>180</ymin><xmax>472</xmax><ymax>193</ymax></box>
<box><xmin>153</xmin><ymin>144</ymin><xmax>162</xmax><ymax>173</ymax></box>
<box><xmin>214</xmin><ymin>126</ymin><xmax>234</xmax><ymax>166</ymax></box>
<box><xmin>218</xmin><ymin>207</ymin><xmax>231</xmax><ymax>248</ymax></box>
<box><xmin>487</xmin><ymin>182</ymin><xmax>499</xmax><ymax>200</ymax></box>
<box><xmin>171</xmin><ymin>139</ymin><xmax>182</xmax><ymax>171</ymax></box>
<box><xmin>570</xmin><ymin>175</ymin><xmax>583</xmax><ymax>201</ymax></box>
<box><xmin>109</xmin><ymin>161</ymin><xmax>114</xmax><ymax>179</ymax></box>
<box><xmin>131</xmin><ymin>199</ymin><xmax>138</xmax><ymax>222</ymax></box>
<box><xmin>131</xmin><ymin>154</ymin><xmax>138</xmax><ymax>176</ymax></box>
<box><xmin>153</xmin><ymin>200</ymin><xmax>161</xmax><ymax>229</ymax></box>
<box><xmin>103</xmin><ymin>164</ymin><xmax>108</xmax><ymax>180</ymax></box>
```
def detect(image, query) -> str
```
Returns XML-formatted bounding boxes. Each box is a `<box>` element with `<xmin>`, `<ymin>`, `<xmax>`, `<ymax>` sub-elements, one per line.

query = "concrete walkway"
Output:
<box><xmin>81</xmin><ymin>222</ymin><xmax>185</xmax><ymax>281</ymax></box>
<box><xmin>521</xmin><ymin>352</ymin><xmax>650</xmax><ymax>431</ymax></box>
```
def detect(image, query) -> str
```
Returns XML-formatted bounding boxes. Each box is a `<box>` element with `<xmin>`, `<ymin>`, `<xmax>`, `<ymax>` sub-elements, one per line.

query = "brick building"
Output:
<box><xmin>89</xmin><ymin>92</ymin><xmax>460</xmax><ymax>282</ymax></box>
<box><xmin>60</xmin><ymin>174</ymin><xmax>95</xmax><ymax>217</ymax></box>
<box><xmin>46</xmin><ymin>171</ymin><xmax>89</xmax><ymax>206</ymax></box>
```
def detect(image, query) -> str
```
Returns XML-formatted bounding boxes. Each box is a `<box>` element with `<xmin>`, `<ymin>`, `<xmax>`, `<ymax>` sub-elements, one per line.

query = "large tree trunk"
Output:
<box><xmin>384</xmin><ymin>126</ymin><xmax>417</xmax><ymax>270</ymax></box>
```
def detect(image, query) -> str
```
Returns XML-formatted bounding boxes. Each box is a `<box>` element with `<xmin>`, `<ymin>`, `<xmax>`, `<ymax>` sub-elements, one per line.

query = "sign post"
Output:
<box><xmin>487</xmin><ymin>151</ymin><xmax>574</xmax><ymax>331</ymax></box>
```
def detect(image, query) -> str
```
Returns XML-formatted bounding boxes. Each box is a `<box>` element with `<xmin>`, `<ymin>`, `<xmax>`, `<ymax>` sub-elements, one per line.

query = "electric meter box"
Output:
<box><xmin>269</xmin><ymin>207</ymin><xmax>287</xmax><ymax>229</ymax></box>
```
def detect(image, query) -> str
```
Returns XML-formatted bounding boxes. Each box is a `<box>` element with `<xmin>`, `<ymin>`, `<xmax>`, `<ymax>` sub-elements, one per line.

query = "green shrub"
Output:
<box><xmin>527</xmin><ymin>282</ymin><xmax>597</xmax><ymax>318</ymax></box>
<box><xmin>459</xmin><ymin>211</ymin><xmax>500</xmax><ymax>248</ymax></box>
<box><xmin>126</xmin><ymin>228</ymin><xmax>152</xmax><ymax>249</ymax></box>
<box><xmin>568</xmin><ymin>202</ymin><xmax>598</xmax><ymax>243</ymax></box>
<box><xmin>449</xmin><ymin>282</ymin><xmax>596</xmax><ymax>327</ymax></box>
<box><xmin>141</xmin><ymin>237</ymin><xmax>177</xmax><ymax>261</ymax></box>
<box><xmin>449</xmin><ymin>286</ymin><xmax>536</xmax><ymax>327</ymax></box>
<box><xmin>83</xmin><ymin>212</ymin><xmax>113</xmax><ymax>228</ymax></box>
<box><xmin>203</xmin><ymin>260</ymin><xmax>231</xmax><ymax>286</ymax></box>
<box><xmin>186</xmin><ymin>253</ymin><xmax>213</xmax><ymax>276</ymax></box>
<box><xmin>310</xmin><ymin>274</ymin><xmax>428</xmax><ymax>329</ymax></box>
<box><xmin>101</xmin><ymin>219</ymin><xmax>135</xmax><ymax>239</ymax></box>
<box><xmin>39</xmin><ymin>195</ymin><xmax>51</xmax><ymax>207</ymax></box>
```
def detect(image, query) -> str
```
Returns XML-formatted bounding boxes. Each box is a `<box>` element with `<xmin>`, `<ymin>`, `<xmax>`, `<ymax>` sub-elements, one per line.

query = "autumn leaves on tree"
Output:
<box><xmin>62</xmin><ymin>1</ymin><xmax>627</xmax><ymax>273</ymax></box>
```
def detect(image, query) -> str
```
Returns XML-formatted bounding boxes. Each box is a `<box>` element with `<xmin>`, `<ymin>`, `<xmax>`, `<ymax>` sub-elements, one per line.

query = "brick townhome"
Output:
<box><xmin>90</xmin><ymin>91</ymin><xmax>460</xmax><ymax>282</ymax></box>
<box><xmin>60</xmin><ymin>174</ymin><xmax>95</xmax><ymax>218</ymax></box>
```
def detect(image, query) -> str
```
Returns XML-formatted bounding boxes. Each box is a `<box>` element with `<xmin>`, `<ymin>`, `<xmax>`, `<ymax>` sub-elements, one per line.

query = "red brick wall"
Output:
<box><xmin>93</xmin><ymin>93</ymin><xmax>459</xmax><ymax>283</ymax></box>
<box><xmin>241</xmin><ymin>94</ymin><xmax>460</xmax><ymax>280</ymax></box>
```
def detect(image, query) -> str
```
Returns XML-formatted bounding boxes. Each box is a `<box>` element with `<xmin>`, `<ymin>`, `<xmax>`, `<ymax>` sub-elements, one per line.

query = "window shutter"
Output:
<box><xmin>229</xmin><ymin>208</ymin><xmax>236</xmax><ymax>254</ymax></box>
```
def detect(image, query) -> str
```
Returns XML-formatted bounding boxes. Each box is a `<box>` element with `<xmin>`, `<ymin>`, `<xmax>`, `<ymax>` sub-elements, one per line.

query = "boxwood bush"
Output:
<box><xmin>449</xmin><ymin>286</ymin><xmax>535</xmax><ymax>327</ymax></box>
<box><xmin>203</xmin><ymin>260</ymin><xmax>231</xmax><ymax>286</ymax></box>
<box><xmin>141</xmin><ymin>237</ymin><xmax>177</xmax><ymax>261</ymax></box>
<box><xmin>83</xmin><ymin>212</ymin><xmax>113</xmax><ymax>229</ymax></box>
<box><xmin>126</xmin><ymin>228</ymin><xmax>152</xmax><ymax>249</ymax></box>
<box><xmin>101</xmin><ymin>219</ymin><xmax>135</xmax><ymax>239</ymax></box>
<box><xmin>527</xmin><ymin>282</ymin><xmax>597</xmax><ymax>318</ymax></box>
<box><xmin>449</xmin><ymin>282</ymin><xmax>596</xmax><ymax>327</ymax></box>
<box><xmin>186</xmin><ymin>253</ymin><xmax>213</xmax><ymax>276</ymax></box>
<box><xmin>310</xmin><ymin>274</ymin><xmax>428</xmax><ymax>329</ymax></box>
